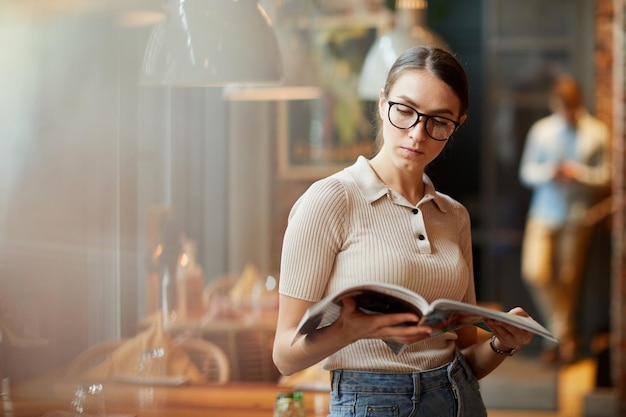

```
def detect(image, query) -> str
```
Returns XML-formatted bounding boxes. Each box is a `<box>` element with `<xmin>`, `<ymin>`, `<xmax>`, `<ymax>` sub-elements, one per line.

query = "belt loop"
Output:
<box><xmin>453</xmin><ymin>349</ymin><xmax>472</xmax><ymax>382</ymax></box>
<box><xmin>448</xmin><ymin>349</ymin><xmax>461</xmax><ymax>380</ymax></box>
<box><xmin>412</xmin><ymin>372</ymin><xmax>421</xmax><ymax>402</ymax></box>
<box><xmin>331</xmin><ymin>369</ymin><xmax>342</xmax><ymax>395</ymax></box>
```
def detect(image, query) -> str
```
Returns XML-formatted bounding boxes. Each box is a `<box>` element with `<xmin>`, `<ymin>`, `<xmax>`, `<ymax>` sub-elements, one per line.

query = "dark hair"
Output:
<box><xmin>383</xmin><ymin>46</ymin><xmax>469</xmax><ymax>115</ymax></box>
<box><xmin>550</xmin><ymin>74</ymin><xmax>582</xmax><ymax>108</ymax></box>
<box><xmin>373</xmin><ymin>46</ymin><xmax>469</xmax><ymax>149</ymax></box>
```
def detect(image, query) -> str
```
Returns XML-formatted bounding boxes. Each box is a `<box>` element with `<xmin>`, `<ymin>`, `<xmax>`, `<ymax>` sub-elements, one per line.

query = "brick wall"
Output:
<box><xmin>598</xmin><ymin>0</ymin><xmax>625</xmax><ymax>404</ymax></box>
<box><xmin>611</xmin><ymin>0</ymin><xmax>626</xmax><ymax>403</ymax></box>
<box><xmin>597</xmin><ymin>0</ymin><xmax>615</xmax><ymax>128</ymax></box>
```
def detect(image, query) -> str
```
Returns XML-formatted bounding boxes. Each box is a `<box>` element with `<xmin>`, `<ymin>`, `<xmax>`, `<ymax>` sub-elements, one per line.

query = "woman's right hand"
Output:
<box><xmin>337</xmin><ymin>297</ymin><xmax>433</xmax><ymax>347</ymax></box>
<box><xmin>272</xmin><ymin>294</ymin><xmax>432</xmax><ymax>376</ymax></box>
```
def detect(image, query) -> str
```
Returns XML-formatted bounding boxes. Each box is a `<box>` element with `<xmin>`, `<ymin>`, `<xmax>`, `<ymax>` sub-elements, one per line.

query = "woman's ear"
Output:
<box><xmin>378</xmin><ymin>89</ymin><xmax>386</xmax><ymax>119</ymax></box>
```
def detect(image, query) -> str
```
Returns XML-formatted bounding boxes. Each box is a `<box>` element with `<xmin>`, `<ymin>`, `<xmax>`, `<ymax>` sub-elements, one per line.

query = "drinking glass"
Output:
<box><xmin>71</xmin><ymin>383</ymin><xmax>105</xmax><ymax>417</ymax></box>
<box><xmin>137</xmin><ymin>347</ymin><xmax>166</xmax><ymax>379</ymax></box>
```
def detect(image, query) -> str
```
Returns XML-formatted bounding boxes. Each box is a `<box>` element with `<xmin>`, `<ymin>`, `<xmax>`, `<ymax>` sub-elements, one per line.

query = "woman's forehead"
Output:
<box><xmin>389</xmin><ymin>69</ymin><xmax>440</xmax><ymax>94</ymax></box>
<box><xmin>388</xmin><ymin>70</ymin><xmax>462</xmax><ymax>115</ymax></box>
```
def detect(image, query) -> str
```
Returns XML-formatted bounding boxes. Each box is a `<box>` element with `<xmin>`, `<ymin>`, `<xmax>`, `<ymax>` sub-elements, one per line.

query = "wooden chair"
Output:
<box><xmin>66</xmin><ymin>339</ymin><xmax>127</xmax><ymax>377</ymax></box>
<box><xmin>66</xmin><ymin>336</ymin><xmax>230</xmax><ymax>384</ymax></box>
<box><xmin>177</xmin><ymin>338</ymin><xmax>230</xmax><ymax>384</ymax></box>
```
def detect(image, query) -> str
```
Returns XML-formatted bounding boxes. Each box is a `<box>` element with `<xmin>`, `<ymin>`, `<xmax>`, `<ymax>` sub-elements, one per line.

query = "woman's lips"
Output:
<box><xmin>401</xmin><ymin>146</ymin><xmax>424</xmax><ymax>156</ymax></box>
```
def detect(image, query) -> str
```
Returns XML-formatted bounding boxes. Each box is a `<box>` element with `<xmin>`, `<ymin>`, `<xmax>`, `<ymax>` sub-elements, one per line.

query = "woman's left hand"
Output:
<box><xmin>484</xmin><ymin>307</ymin><xmax>535</xmax><ymax>352</ymax></box>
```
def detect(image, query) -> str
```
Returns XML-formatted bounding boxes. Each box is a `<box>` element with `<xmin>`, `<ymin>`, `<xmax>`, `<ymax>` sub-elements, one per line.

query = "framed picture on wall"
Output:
<box><xmin>277</xmin><ymin>100</ymin><xmax>377</xmax><ymax>180</ymax></box>
<box><xmin>277</xmin><ymin>24</ymin><xmax>380</xmax><ymax>180</ymax></box>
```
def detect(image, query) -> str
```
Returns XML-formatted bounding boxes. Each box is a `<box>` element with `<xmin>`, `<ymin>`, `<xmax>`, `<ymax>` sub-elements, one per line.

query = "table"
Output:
<box><xmin>6</xmin><ymin>371</ymin><xmax>330</xmax><ymax>417</ymax></box>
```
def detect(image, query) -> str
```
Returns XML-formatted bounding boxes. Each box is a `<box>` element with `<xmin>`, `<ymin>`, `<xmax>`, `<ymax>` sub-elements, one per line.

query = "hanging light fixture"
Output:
<box><xmin>222</xmin><ymin>0</ymin><xmax>320</xmax><ymax>101</ymax></box>
<box><xmin>358</xmin><ymin>0</ymin><xmax>447</xmax><ymax>100</ymax></box>
<box><xmin>140</xmin><ymin>0</ymin><xmax>284</xmax><ymax>87</ymax></box>
<box><xmin>221</xmin><ymin>23</ymin><xmax>321</xmax><ymax>100</ymax></box>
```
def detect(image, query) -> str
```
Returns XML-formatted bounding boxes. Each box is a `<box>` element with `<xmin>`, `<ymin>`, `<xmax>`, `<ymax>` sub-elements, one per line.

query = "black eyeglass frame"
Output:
<box><xmin>387</xmin><ymin>100</ymin><xmax>461</xmax><ymax>141</ymax></box>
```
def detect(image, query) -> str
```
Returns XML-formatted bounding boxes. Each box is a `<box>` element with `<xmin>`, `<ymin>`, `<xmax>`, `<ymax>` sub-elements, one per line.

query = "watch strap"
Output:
<box><xmin>489</xmin><ymin>335</ymin><xmax>518</xmax><ymax>356</ymax></box>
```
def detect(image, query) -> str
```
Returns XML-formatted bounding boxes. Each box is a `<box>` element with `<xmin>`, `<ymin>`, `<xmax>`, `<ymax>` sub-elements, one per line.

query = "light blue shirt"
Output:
<box><xmin>519</xmin><ymin>111</ymin><xmax>611</xmax><ymax>228</ymax></box>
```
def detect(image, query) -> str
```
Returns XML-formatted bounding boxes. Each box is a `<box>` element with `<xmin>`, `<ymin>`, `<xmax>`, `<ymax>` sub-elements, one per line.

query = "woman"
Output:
<box><xmin>273</xmin><ymin>46</ymin><xmax>535</xmax><ymax>417</ymax></box>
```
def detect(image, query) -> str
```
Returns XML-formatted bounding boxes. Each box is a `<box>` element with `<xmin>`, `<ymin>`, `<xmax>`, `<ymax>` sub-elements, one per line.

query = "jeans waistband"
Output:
<box><xmin>331</xmin><ymin>353</ymin><xmax>470</xmax><ymax>395</ymax></box>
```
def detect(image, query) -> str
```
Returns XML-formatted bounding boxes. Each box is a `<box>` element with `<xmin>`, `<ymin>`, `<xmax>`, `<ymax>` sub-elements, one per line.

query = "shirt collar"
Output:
<box><xmin>344</xmin><ymin>156</ymin><xmax>447</xmax><ymax>212</ymax></box>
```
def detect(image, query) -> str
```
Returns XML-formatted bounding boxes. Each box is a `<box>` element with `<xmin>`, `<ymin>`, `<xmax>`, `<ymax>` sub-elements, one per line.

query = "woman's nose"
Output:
<box><xmin>408</xmin><ymin>118</ymin><xmax>427</xmax><ymax>141</ymax></box>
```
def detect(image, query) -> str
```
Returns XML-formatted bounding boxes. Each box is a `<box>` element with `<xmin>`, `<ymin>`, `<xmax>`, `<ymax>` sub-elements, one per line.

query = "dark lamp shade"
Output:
<box><xmin>140</xmin><ymin>0</ymin><xmax>284</xmax><ymax>87</ymax></box>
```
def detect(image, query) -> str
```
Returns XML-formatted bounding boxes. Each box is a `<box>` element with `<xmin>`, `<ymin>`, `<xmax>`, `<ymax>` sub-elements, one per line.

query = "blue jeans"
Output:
<box><xmin>329</xmin><ymin>352</ymin><xmax>486</xmax><ymax>417</ymax></box>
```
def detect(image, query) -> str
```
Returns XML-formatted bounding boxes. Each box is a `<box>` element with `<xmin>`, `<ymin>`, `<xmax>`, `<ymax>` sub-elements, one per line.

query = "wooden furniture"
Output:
<box><xmin>8</xmin><ymin>370</ymin><xmax>330</xmax><ymax>417</ymax></box>
<box><xmin>177</xmin><ymin>338</ymin><xmax>230</xmax><ymax>383</ymax></box>
<box><xmin>65</xmin><ymin>339</ymin><xmax>127</xmax><ymax>377</ymax></box>
<box><xmin>65</xmin><ymin>336</ymin><xmax>231</xmax><ymax>385</ymax></box>
<box><xmin>164</xmin><ymin>316</ymin><xmax>280</xmax><ymax>383</ymax></box>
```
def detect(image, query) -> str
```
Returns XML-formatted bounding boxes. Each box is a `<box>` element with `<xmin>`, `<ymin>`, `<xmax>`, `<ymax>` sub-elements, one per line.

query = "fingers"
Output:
<box><xmin>374</xmin><ymin>322</ymin><xmax>433</xmax><ymax>346</ymax></box>
<box><xmin>507</xmin><ymin>306</ymin><xmax>530</xmax><ymax>317</ymax></box>
<box><xmin>485</xmin><ymin>319</ymin><xmax>534</xmax><ymax>350</ymax></box>
<box><xmin>338</xmin><ymin>298</ymin><xmax>430</xmax><ymax>345</ymax></box>
<box><xmin>340</xmin><ymin>296</ymin><xmax>358</xmax><ymax>313</ymax></box>
<box><xmin>486</xmin><ymin>308</ymin><xmax>536</xmax><ymax>348</ymax></box>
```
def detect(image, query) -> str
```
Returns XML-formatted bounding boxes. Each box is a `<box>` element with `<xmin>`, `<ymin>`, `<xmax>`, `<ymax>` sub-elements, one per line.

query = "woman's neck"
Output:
<box><xmin>368</xmin><ymin>157</ymin><xmax>425</xmax><ymax>206</ymax></box>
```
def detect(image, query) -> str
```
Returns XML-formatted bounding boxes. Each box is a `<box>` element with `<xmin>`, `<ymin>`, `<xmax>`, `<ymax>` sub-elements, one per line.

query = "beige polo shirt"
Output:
<box><xmin>280</xmin><ymin>156</ymin><xmax>476</xmax><ymax>372</ymax></box>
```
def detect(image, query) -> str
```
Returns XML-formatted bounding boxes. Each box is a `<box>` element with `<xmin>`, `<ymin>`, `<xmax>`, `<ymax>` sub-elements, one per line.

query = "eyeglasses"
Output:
<box><xmin>387</xmin><ymin>101</ymin><xmax>460</xmax><ymax>141</ymax></box>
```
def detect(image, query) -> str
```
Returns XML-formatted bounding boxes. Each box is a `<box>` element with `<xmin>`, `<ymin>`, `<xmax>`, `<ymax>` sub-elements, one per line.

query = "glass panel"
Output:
<box><xmin>493</xmin><ymin>0</ymin><xmax>577</xmax><ymax>38</ymax></box>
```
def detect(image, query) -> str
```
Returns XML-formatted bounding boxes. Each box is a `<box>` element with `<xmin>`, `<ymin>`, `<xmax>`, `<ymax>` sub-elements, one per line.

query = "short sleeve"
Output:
<box><xmin>279</xmin><ymin>177</ymin><xmax>348</xmax><ymax>301</ymax></box>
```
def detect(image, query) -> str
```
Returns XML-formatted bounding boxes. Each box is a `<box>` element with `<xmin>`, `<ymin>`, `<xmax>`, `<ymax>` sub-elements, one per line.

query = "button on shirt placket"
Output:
<box><xmin>411</xmin><ymin>205</ymin><xmax>431</xmax><ymax>254</ymax></box>
<box><xmin>386</xmin><ymin>189</ymin><xmax>433</xmax><ymax>254</ymax></box>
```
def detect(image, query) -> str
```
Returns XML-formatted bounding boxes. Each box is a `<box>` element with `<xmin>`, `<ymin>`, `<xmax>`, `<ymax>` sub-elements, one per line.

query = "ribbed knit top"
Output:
<box><xmin>279</xmin><ymin>156</ymin><xmax>476</xmax><ymax>372</ymax></box>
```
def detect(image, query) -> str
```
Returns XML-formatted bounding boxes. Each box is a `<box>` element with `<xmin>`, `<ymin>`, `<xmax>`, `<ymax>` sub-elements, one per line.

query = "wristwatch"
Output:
<box><xmin>489</xmin><ymin>335</ymin><xmax>518</xmax><ymax>356</ymax></box>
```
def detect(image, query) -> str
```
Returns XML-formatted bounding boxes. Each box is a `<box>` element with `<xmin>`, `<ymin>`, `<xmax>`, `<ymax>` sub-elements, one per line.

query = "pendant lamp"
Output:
<box><xmin>222</xmin><ymin>23</ymin><xmax>321</xmax><ymax>101</ymax></box>
<box><xmin>140</xmin><ymin>0</ymin><xmax>284</xmax><ymax>87</ymax></box>
<box><xmin>222</xmin><ymin>1</ymin><xmax>320</xmax><ymax>101</ymax></box>
<box><xmin>358</xmin><ymin>0</ymin><xmax>447</xmax><ymax>100</ymax></box>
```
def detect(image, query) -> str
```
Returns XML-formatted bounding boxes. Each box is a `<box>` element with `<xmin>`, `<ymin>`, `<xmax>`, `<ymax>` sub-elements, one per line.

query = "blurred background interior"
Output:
<box><xmin>0</xmin><ymin>0</ymin><xmax>623</xmax><ymax>416</ymax></box>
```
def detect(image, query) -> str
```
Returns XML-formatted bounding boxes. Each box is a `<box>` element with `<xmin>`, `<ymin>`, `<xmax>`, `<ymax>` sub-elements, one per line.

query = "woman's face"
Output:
<box><xmin>378</xmin><ymin>69</ymin><xmax>466</xmax><ymax>174</ymax></box>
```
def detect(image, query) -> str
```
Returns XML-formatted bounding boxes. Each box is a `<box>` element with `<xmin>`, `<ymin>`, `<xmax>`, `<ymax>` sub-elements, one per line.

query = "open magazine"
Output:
<box><xmin>290</xmin><ymin>282</ymin><xmax>557</xmax><ymax>355</ymax></box>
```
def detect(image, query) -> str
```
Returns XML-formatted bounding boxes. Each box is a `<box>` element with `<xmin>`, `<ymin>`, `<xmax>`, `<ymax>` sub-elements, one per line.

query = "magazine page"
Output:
<box><xmin>425</xmin><ymin>299</ymin><xmax>557</xmax><ymax>342</ymax></box>
<box><xmin>348</xmin><ymin>282</ymin><xmax>431</xmax><ymax>315</ymax></box>
<box><xmin>290</xmin><ymin>283</ymin><xmax>556</xmax><ymax>355</ymax></box>
<box><xmin>290</xmin><ymin>282</ymin><xmax>430</xmax><ymax>346</ymax></box>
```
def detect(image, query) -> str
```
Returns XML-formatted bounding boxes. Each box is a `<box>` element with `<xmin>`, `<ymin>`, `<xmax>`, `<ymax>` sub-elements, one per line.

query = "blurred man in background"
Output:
<box><xmin>519</xmin><ymin>74</ymin><xmax>611</xmax><ymax>364</ymax></box>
